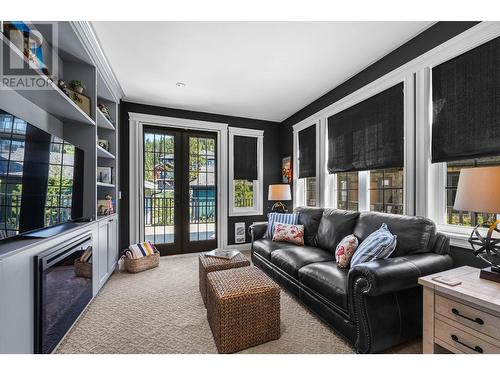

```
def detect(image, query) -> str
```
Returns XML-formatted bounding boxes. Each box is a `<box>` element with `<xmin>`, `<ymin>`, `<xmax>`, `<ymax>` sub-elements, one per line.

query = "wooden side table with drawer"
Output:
<box><xmin>418</xmin><ymin>266</ymin><xmax>500</xmax><ymax>354</ymax></box>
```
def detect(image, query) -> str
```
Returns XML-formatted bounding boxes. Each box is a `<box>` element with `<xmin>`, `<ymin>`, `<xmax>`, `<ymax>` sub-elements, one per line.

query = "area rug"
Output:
<box><xmin>56</xmin><ymin>251</ymin><xmax>421</xmax><ymax>354</ymax></box>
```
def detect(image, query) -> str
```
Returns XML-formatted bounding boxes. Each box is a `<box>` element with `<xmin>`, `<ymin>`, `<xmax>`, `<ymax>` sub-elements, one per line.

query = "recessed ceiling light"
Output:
<box><xmin>176</xmin><ymin>82</ymin><xmax>186</xmax><ymax>88</ymax></box>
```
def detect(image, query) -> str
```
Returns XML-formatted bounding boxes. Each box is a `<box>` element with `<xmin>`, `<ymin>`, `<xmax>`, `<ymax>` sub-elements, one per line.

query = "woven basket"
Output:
<box><xmin>74</xmin><ymin>259</ymin><xmax>92</xmax><ymax>279</ymax></box>
<box><xmin>124</xmin><ymin>252</ymin><xmax>160</xmax><ymax>273</ymax></box>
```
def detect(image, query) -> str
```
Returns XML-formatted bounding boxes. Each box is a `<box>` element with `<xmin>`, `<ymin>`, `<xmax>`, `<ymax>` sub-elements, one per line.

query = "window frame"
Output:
<box><xmin>228</xmin><ymin>127</ymin><xmax>264</xmax><ymax>217</ymax></box>
<box><xmin>419</xmin><ymin>27</ymin><xmax>500</xmax><ymax>247</ymax></box>
<box><xmin>322</xmin><ymin>77</ymin><xmax>413</xmax><ymax>214</ymax></box>
<box><xmin>289</xmin><ymin>23</ymin><xmax>500</xmax><ymax>249</ymax></box>
<box><xmin>292</xmin><ymin>120</ymin><xmax>321</xmax><ymax>208</ymax></box>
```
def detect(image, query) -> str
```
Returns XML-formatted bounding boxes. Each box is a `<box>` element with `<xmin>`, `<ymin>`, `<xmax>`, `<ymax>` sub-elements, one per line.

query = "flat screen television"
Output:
<box><xmin>0</xmin><ymin>109</ymin><xmax>84</xmax><ymax>240</ymax></box>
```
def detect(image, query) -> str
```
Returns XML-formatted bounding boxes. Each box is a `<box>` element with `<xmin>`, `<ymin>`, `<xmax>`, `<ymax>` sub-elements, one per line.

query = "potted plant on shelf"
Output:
<box><xmin>69</xmin><ymin>80</ymin><xmax>86</xmax><ymax>94</ymax></box>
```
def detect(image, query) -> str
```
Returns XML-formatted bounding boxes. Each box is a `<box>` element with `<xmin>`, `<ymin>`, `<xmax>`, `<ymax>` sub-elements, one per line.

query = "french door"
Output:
<box><xmin>143</xmin><ymin>126</ymin><xmax>217</xmax><ymax>255</ymax></box>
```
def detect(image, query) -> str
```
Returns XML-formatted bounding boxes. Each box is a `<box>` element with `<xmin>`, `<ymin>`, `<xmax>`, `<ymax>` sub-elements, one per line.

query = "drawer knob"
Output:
<box><xmin>451</xmin><ymin>334</ymin><xmax>483</xmax><ymax>353</ymax></box>
<box><xmin>451</xmin><ymin>308</ymin><xmax>484</xmax><ymax>325</ymax></box>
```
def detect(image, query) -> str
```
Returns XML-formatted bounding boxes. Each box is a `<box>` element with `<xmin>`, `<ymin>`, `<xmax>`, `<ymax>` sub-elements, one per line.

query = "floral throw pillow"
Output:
<box><xmin>272</xmin><ymin>223</ymin><xmax>305</xmax><ymax>246</ymax></box>
<box><xmin>335</xmin><ymin>234</ymin><xmax>359</xmax><ymax>269</ymax></box>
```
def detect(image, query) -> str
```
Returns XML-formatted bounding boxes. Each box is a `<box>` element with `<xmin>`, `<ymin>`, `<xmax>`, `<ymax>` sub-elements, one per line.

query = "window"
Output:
<box><xmin>445</xmin><ymin>157</ymin><xmax>500</xmax><ymax>227</ymax></box>
<box><xmin>294</xmin><ymin>123</ymin><xmax>318</xmax><ymax>207</ymax></box>
<box><xmin>430</xmin><ymin>35</ymin><xmax>500</xmax><ymax>232</ymax></box>
<box><xmin>304</xmin><ymin>177</ymin><xmax>317</xmax><ymax>207</ymax></box>
<box><xmin>369</xmin><ymin>168</ymin><xmax>404</xmax><ymax>214</ymax></box>
<box><xmin>336</xmin><ymin>172</ymin><xmax>358</xmax><ymax>211</ymax></box>
<box><xmin>234</xmin><ymin>180</ymin><xmax>254</xmax><ymax>208</ymax></box>
<box><xmin>228</xmin><ymin>128</ymin><xmax>263</xmax><ymax>216</ymax></box>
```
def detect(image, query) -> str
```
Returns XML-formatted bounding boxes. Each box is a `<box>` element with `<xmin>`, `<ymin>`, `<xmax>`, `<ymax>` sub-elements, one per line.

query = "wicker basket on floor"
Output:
<box><xmin>74</xmin><ymin>259</ymin><xmax>92</xmax><ymax>279</ymax></box>
<box><xmin>124</xmin><ymin>252</ymin><xmax>160</xmax><ymax>273</ymax></box>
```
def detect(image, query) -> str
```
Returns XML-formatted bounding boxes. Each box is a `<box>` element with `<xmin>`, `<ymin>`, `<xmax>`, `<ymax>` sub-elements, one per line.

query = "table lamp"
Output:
<box><xmin>268</xmin><ymin>184</ymin><xmax>291</xmax><ymax>213</ymax></box>
<box><xmin>454</xmin><ymin>166</ymin><xmax>500</xmax><ymax>283</ymax></box>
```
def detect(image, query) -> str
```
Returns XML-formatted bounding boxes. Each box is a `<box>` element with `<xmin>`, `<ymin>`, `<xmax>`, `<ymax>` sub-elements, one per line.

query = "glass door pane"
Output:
<box><xmin>187</xmin><ymin>135</ymin><xmax>216</xmax><ymax>244</ymax></box>
<box><xmin>143</xmin><ymin>129</ymin><xmax>176</xmax><ymax>247</ymax></box>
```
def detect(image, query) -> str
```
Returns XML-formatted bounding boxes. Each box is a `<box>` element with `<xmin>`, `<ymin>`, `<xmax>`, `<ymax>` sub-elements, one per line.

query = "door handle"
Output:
<box><xmin>451</xmin><ymin>308</ymin><xmax>484</xmax><ymax>325</ymax></box>
<box><xmin>451</xmin><ymin>334</ymin><xmax>483</xmax><ymax>353</ymax></box>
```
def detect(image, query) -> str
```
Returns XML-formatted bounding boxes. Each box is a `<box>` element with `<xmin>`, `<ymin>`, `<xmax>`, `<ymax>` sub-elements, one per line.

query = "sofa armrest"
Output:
<box><xmin>348</xmin><ymin>252</ymin><xmax>454</xmax><ymax>353</ymax></box>
<box><xmin>432</xmin><ymin>232</ymin><xmax>450</xmax><ymax>255</ymax></box>
<box><xmin>249</xmin><ymin>222</ymin><xmax>268</xmax><ymax>242</ymax></box>
<box><xmin>348</xmin><ymin>252</ymin><xmax>454</xmax><ymax>297</ymax></box>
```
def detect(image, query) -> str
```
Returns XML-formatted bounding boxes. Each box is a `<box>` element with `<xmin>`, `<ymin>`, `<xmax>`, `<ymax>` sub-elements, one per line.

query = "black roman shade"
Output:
<box><xmin>298</xmin><ymin>125</ymin><xmax>316</xmax><ymax>178</ymax></box>
<box><xmin>233</xmin><ymin>135</ymin><xmax>258</xmax><ymax>180</ymax></box>
<box><xmin>327</xmin><ymin>83</ymin><xmax>404</xmax><ymax>174</ymax></box>
<box><xmin>432</xmin><ymin>36</ymin><xmax>500</xmax><ymax>163</ymax></box>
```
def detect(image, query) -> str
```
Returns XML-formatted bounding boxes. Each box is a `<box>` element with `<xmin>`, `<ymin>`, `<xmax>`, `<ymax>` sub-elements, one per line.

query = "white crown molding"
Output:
<box><xmin>228</xmin><ymin>126</ymin><xmax>264</xmax><ymax>137</ymax></box>
<box><xmin>70</xmin><ymin>21</ymin><xmax>124</xmax><ymax>101</ymax></box>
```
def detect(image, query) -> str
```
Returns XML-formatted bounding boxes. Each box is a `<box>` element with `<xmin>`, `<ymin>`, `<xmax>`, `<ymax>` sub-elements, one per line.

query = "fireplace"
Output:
<box><xmin>34</xmin><ymin>234</ymin><xmax>93</xmax><ymax>353</ymax></box>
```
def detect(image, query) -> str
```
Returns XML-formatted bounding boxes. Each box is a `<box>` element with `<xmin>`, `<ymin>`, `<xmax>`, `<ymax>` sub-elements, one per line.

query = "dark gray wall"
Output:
<box><xmin>278</xmin><ymin>21</ymin><xmax>482</xmax><ymax>268</ymax></box>
<box><xmin>280</xmin><ymin>21</ymin><xmax>480</xmax><ymax>158</ymax></box>
<box><xmin>119</xmin><ymin>101</ymin><xmax>282</xmax><ymax>250</ymax></box>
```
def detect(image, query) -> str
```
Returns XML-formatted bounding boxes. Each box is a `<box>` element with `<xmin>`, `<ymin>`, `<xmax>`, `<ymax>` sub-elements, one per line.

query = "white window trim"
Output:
<box><xmin>128</xmin><ymin>112</ymin><xmax>229</xmax><ymax>250</ymax></box>
<box><xmin>228</xmin><ymin>127</ymin><xmax>264</xmax><ymax>217</ymax></box>
<box><xmin>290</xmin><ymin>22</ymin><xmax>500</xmax><ymax>249</ymax></box>
<box><xmin>319</xmin><ymin>76</ymin><xmax>413</xmax><ymax>215</ymax></box>
<box><xmin>421</xmin><ymin>25</ymin><xmax>500</xmax><ymax>247</ymax></box>
<box><xmin>292</xmin><ymin>119</ymin><xmax>322</xmax><ymax>208</ymax></box>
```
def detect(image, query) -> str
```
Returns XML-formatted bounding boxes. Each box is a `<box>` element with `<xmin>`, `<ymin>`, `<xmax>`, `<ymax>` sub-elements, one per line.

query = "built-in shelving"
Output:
<box><xmin>96</xmin><ymin>108</ymin><xmax>115</xmax><ymax>130</ymax></box>
<box><xmin>96</xmin><ymin>145</ymin><xmax>115</xmax><ymax>159</ymax></box>
<box><xmin>0</xmin><ymin>34</ymin><xmax>96</xmax><ymax>127</ymax></box>
<box><xmin>96</xmin><ymin>69</ymin><xmax>119</xmax><ymax>215</ymax></box>
<box><xmin>1</xmin><ymin>21</ymin><xmax>120</xmax><ymax>221</ymax></box>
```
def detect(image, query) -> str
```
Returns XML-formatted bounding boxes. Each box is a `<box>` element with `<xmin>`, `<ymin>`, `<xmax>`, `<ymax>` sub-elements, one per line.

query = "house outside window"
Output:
<box><xmin>336</xmin><ymin>172</ymin><xmax>358</xmax><ymax>211</ymax></box>
<box><xmin>445</xmin><ymin>157</ymin><xmax>500</xmax><ymax>227</ymax></box>
<box><xmin>304</xmin><ymin>177</ymin><xmax>317</xmax><ymax>207</ymax></box>
<box><xmin>369</xmin><ymin>168</ymin><xmax>404</xmax><ymax>214</ymax></box>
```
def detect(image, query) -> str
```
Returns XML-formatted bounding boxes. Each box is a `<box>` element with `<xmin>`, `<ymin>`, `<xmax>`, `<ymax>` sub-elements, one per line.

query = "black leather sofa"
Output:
<box><xmin>250</xmin><ymin>207</ymin><xmax>454</xmax><ymax>353</ymax></box>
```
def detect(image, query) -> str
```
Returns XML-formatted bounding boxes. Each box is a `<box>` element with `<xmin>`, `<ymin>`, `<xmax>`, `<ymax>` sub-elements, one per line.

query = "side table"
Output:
<box><xmin>418</xmin><ymin>266</ymin><xmax>500</xmax><ymax>354</ymax></box>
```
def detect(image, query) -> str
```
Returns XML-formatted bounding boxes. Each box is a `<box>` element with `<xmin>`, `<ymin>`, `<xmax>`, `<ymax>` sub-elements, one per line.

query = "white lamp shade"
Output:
<box><xmin>454</xmin><ymin>166</ymin><xmax>500</xmax><ymax>214</ymax></box>
<box><xmin>268</xmin><ymin>184</ymin><xmax>291</xmax><ymax>201</ymax></box>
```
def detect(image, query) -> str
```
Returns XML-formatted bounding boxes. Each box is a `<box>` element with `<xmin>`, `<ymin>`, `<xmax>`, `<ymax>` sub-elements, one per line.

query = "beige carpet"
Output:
<box><xmin>56</xmin><ymin>251</ymin><xmax>421</xmax><ymax>354</ymax></box>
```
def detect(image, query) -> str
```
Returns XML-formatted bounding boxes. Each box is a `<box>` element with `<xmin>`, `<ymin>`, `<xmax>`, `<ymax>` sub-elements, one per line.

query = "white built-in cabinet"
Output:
<box><xmin>97</xmin><ymin>215</ymin><xmax>118</xmax><ymax>289</ymax></box>
<box><xmin>0</xmin><ymin>21</ymin><xmax>122</xmax><ymax>354</ymax></box>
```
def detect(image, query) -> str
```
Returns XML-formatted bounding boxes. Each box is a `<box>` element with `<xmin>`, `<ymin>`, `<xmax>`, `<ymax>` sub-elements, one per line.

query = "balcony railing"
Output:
<box><xmin>144</xmin><ymin>196</ymin><xmax>216</xmax><ymax>226</ymax></box>
<box><xmin>234</xmin><ymin>197</ymin><xmax>253</xmax><ymax>208</ymax></box>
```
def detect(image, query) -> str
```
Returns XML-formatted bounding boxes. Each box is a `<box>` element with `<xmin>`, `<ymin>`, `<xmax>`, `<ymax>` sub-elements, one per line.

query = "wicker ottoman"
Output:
<box><xmin>199</xmin><ymin>252</ymin><xmax>250</xmax><ymax>306</ymax></box>
<box><xmin>206</xmin><ymin>266</ymin><xmax>280</xmax><ymax>353</ymax></box>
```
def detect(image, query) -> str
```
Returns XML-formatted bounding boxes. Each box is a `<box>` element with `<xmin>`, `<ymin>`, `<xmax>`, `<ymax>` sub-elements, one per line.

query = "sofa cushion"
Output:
<box><xmin>265</xmin><ymin>212</ymin><xmax>299</xmax><ymax>239</ymax></box>
<box><xmin>316</xmin><ymin>209</ymin><xmax>360</xmax><ymax>252</ymax></box>
<box><xmin>252</xmin><ymin>239</ymin><xmax>292</xmax><ymax>260</ymax></box>
<box><xmin>335</xmin><ymin>234</ymin><xmax>359</xmax><ymax>268</ymax></box>
<box><xmin>350</xmin><ymin>223</ymin><xmax>397</xmax><ymax>267</ymax></box>
<box><xmin>298</xmin><ymin>262</ymin><xmax>349</xmax><ymax>311</ymax></box>
<box><xmin>353</xmin><ymin>212</ymin><xmax>437</xmax><ymax>257</ymax></box>
<box><xmin>272</xmin><ymin>223</ymin><xmax>305</xmax><ymax>246</ymax></box>
<box><xmin>270</xmin><ymin>246</ymin><xmax>334</xmax><ymax>278</ymax></box>
<box><xmin>294</xmin><ymin>207</ymin><xmax>324</xmax><ymax>246</ymax></box>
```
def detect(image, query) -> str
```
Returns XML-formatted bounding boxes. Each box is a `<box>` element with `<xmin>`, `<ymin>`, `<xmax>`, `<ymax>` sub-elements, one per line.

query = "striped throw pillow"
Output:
<box><xmin>350</xmin><ymin>223</ymin><xmax>397</xmax><ymax>267</ymax></box>
<box><xmin>266</xmin><ymin>212</ymin><xmax>299</xmax><ymax>239</ymax></box>
<box><xmin>125</xmin><ymin>241</ymin><xmax>158</xmax><ymax>259</ymax></box>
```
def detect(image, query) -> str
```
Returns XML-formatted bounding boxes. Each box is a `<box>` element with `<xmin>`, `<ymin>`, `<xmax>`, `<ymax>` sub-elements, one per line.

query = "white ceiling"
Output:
<box><xmin>92</xmin><ymin>21</ymin><xmax>433</xmax><ymax>122</ymax></box>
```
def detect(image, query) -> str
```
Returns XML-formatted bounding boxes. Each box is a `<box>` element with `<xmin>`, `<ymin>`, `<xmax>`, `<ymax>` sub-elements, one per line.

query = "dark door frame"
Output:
<box><xmin>129</xmin><ymin>113</ymin><xmax>228</xmax><ymax>253</ymax></box>
<box><xmin>142</xmin><ymin>126</ymin><xmax>218</xmax><ymax>256</ymax></box>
